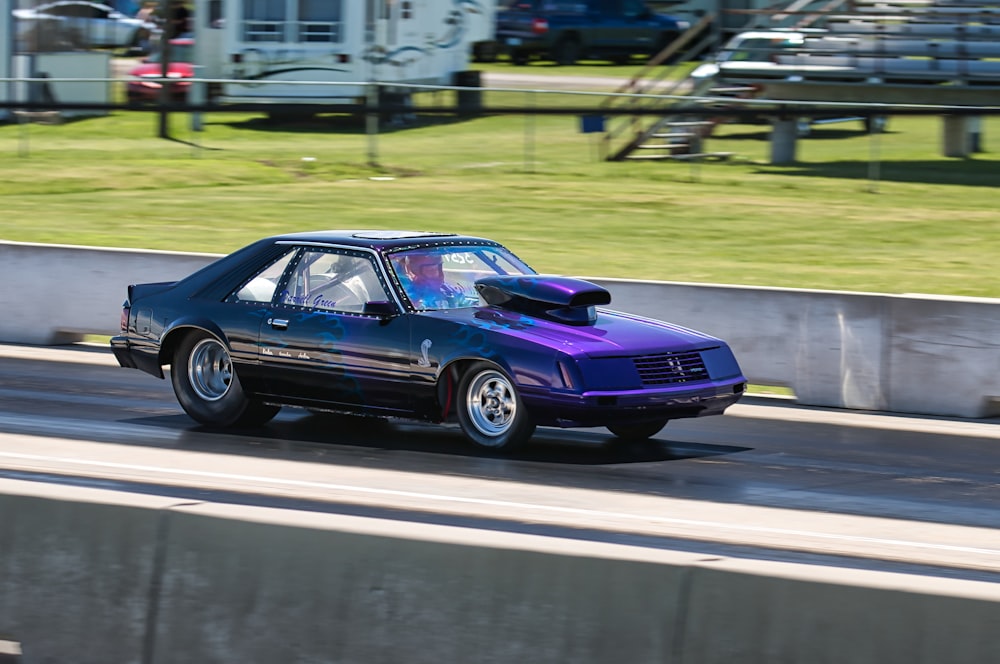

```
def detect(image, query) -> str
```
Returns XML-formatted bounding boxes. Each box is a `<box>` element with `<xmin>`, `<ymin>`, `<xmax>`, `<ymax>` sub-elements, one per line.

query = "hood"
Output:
<box><xmin>689</xmin><ymin>62</ymin><xmax>719</xmax><ymax>80</ymax></box>
<box><xmin>439</xmin><ymin>305</ymin><xmax>722</xmax><ymax>358</ymax></box>
<box><xmin>475</xmin><ymin>275</ymin><xmax>610</xmax><ymax>326</ymax></box>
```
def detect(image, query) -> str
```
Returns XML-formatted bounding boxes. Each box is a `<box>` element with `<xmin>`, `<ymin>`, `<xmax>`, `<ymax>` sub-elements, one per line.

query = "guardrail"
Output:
<box><xmin>2</xmin><ymin>240</ymin><xmax>998</xmax><ymax>419</ymax></box>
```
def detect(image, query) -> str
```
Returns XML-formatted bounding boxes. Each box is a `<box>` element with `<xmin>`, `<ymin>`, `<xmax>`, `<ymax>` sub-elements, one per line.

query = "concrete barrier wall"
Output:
<box><xmin>0</xmin><ymin>241</ymin><xmax>218</xmax><ymax>344</ymax></box>
<box><xmin>1</xmin><ymin>480</ymin><xmax>999</xmax><ymax>664</ymax></box>
<box><xmin>2</xmin><ymin>240</ymin><xmax>999</xmax><ymax>418</ymax></box>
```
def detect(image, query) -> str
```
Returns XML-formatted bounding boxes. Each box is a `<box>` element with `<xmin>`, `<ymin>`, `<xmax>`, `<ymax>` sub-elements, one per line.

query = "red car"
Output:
<box><xmin>126</xmin><ymin>38</ymin><xmax>193</xmax><ymax>103</ymax></box>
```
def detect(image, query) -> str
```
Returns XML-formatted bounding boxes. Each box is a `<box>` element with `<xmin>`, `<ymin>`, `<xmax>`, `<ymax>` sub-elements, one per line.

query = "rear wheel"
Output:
<box><xmin>553</xmin><ymin>36</ymin><xmax>581</xmax><ymax>65</ymax></box>
<box><xmin>171</xmin><ymin>331</ymin><xmax>280</xmax><ymax>427</ymax></box>
<box><xmin>472</xmin><ymin>41</ymin><xmax>498</xmax><ymax>63</ymax></box>
<box><xmin>126</xmin><ymin>29</ymin><xmax>144</xmax><ymax>55</ymax></box>
<box><xmin>456</xmin><ymin>362</ymin><xmax>535</xmax><ymax>450</ymax></box>
<box><xmin>653</xmin><ymin>32</ymin><xmax>680</xmax><ymax>62</ymax></box>
<box><xmin>607</xmin><ymin>418</ymin><xmax>669</xmax><ymax>441</ymax></box>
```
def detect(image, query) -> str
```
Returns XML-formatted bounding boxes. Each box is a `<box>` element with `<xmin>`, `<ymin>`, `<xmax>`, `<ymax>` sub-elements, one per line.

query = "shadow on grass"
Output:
<box><xmin>716</xmin><ymin>125</ymin><xmax>881</xmax><ymax>142</ymax></box>
<box><xmin>211</xmin><ymin>112</ymin><xmax>479</xmax><ymax>136</ymax></box>
<box><xmin>754</xmin><ymin>159</ymin><xmax>999</xmax><ymax>187</ymax></box>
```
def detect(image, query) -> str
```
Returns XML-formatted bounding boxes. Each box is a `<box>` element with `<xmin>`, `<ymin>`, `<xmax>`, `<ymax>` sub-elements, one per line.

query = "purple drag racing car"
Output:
<box><xmin>111</xmin><ymin>230</ymin><xmax>746</xmax><ymax>450</ymax></box>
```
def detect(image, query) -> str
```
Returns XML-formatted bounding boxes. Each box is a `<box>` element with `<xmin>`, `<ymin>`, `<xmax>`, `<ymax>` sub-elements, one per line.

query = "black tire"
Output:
<box><xmin>511</xmin><ymin>51</ymin><xmax>530</xmax><ymax>65</ymax></box>
<box><xmin>607</xmin><ymin>418</ymin><xmax>669</xmax><ymax>441</ymax></box>
<box><xmin>171</xmin><ymin>331</ymin><xmax>280</xmax><ymax>427</ymax></box>
<box><xmin>456</xmin><ymin>362</ymin><xmax>535</xmax><ymax>450</ymax></box>
<box><xmin>130</xmin><ymin>28</ymin><xmax>147</xmax><ymax>49</ymax></box>
<box><xmin>472</xmin><ymin>41</ymin><xmax>498</xmax><ymax>63</ymax></box>
<box><xmin>653</xmin><ymin>32</ymin><xmax>680</xmax><ymax>62</ymax></box>
<box><xmin>553</xmin><ymin>36</ymin><xmax>581</xmax><ymax>65</ymax></box>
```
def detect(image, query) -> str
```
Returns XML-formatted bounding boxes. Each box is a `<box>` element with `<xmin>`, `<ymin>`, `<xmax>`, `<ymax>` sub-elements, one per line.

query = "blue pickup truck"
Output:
<box><xmin>494</xmin><ymin>0</ymin><xmax>690</xmax><ymax>65</ymax></box>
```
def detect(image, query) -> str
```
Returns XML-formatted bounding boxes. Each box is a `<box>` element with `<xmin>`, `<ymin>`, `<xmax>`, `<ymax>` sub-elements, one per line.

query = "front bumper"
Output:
<box><xmin>523</xmin><ymin>379</ymin><xmax>746</xmax><ymax>428</ymax></box>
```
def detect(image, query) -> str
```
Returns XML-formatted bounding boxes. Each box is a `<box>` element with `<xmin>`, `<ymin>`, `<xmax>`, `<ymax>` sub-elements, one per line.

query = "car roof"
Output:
<box><xmin>268</xmin><ymin>230</ymin><xmax>498</xmax><ymax>251</ymax></box>
<box><xmin>39</xmin><ymin>1</ymin><xmax>112</xmax><ymax>8</ymax></box>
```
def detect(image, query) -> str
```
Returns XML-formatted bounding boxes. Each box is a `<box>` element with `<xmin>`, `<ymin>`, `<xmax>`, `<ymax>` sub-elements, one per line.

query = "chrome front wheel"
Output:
<box><xmin>457</xmin><ymin>362</ymin><xmax>534</xmax><ymax>450</ymax></box>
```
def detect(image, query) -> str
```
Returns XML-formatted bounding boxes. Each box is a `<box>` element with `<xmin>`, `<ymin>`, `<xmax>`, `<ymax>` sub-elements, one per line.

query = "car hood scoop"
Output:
<box><xmin>475</xmin><ymin>275</ymin><xmax>611</xmax><ymax>326</ymax></box>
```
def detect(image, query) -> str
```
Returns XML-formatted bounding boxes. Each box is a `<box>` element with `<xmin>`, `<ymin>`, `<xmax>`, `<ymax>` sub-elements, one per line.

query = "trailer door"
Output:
<box><xmin>365</xmin><ymin>0</ymin><xmax>410</xmax><ymax>76</ymax></box>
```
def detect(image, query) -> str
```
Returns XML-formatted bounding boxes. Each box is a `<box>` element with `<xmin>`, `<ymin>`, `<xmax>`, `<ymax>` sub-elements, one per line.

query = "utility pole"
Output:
<box><xmin>158</xmin><ymin>0</ymin><xmax>173</xmax><ymax>138</ymax></box>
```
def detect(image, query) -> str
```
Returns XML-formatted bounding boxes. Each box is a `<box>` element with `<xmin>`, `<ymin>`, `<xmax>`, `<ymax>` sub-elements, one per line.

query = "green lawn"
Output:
<box><xmin>1</xmin><ymin>97</ymin><xmax>997</xmax><ymax>298</ymax></box>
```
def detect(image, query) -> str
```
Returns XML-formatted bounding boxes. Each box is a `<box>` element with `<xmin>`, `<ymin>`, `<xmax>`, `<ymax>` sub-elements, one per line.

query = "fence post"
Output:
<box><xmin>452</xmin><ymin>70</ymin><xmax>482</xmax><ymax>117</ymax></box>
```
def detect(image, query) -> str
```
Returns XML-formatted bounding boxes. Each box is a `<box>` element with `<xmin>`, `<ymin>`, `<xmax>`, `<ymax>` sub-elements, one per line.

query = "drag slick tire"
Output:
<box><xmin>457</xmin><ymin>362</ymin><xmax>535</xmax><ymax>450</ymax></box>
<box><xmin>172</xmin><ymin>331</ymin><xmax>280</xmax><ymax>427</ymax></box>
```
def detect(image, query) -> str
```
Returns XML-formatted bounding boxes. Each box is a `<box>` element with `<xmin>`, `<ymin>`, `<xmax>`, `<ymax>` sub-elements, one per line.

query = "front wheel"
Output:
<box><xmin>456</xmin><ymin>362</ymin><xmax>535</xmax><ymax>450</ymax></box>
<box><xmin>171</xmin><ymin>331</ymin><xmax>280</xmax><ymax>427</ymax></box>
<box><xmin>607</xmin><ymin>418</ymin><xmax>669</xmax><ymax>441</ymax></box>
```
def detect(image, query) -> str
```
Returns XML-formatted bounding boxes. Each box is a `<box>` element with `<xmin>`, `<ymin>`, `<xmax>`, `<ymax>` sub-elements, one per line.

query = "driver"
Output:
<box><xmin>401</xmin><ymin>252</ymin><xmax>464</xmax><ymax>309</ymax></box>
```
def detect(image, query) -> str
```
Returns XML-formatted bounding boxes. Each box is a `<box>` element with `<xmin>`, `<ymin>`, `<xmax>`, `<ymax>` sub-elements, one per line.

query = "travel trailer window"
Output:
<box><xmin>241</xmin><ymin>0</ymin><xmax>343</xmax><ymax>42</ymax></box>
<box><xmin>298</xmin><ymin>0</ymin><xmax>342</xmax><ymax>42</ymax></box>
<box><xmin>243</xmin><ymin>0</ymin><xmax>286</xmax><ymax>41</ymax></box>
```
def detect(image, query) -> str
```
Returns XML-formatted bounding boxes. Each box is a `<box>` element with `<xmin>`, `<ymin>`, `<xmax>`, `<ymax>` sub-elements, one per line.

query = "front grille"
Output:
<box><xmin>634</xmin><ymin>351</ymin><xmax>708</xmax><ymax>386</ymax></box>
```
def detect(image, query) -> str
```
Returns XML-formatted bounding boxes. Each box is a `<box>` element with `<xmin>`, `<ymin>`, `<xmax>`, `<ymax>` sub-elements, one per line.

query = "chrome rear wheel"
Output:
<box><xmin>171</xmin><ymin>331</ymin><xmax>279</xmax><ymax>427</ymax></box>
<box><xmin>188</xmin><ymin>337</ymin><xmax>232</xmax><ymax>401</ymax></box>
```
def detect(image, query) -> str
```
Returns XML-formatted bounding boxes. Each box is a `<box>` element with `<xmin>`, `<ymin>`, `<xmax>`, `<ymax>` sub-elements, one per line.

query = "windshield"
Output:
<box><xmin>718</xmin><ymin>35</ymin><xmax>804</xmax><ymax>63</ymax></box>
<box><xmin>147</xmin><ymin>43</ymin><xmax>193</xmax><ymax>63</ymax></box>
<box><xmin>389</xmin><ymin>244</ymin><xmax>535</xmax><ymax>310</ymax></box>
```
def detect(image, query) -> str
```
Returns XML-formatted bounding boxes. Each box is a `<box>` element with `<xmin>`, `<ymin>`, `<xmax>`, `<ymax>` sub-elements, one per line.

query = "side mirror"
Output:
<box><xmin>363</xmin><ymin>300</ymin><xmax>398</xmax><ymax>318</ymax></box>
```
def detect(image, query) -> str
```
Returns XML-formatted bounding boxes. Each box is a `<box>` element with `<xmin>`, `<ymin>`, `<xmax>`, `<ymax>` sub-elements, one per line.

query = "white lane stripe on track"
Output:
<box><xmin>1</xmin><ymin>447</ymin><xmax>998</xmax><ymax>560</ymax></box>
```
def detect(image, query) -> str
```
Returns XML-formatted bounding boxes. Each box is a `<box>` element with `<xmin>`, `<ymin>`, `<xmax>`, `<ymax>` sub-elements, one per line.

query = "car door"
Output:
<box><xmin>255</xmin><ymin>248</ymin><xmax>414</xmax><ymax>413</ymax></box>
<box><xmin>607</xmin><ymin>0</ymin><xmax>657</xmax><ymax>54</ymax></box>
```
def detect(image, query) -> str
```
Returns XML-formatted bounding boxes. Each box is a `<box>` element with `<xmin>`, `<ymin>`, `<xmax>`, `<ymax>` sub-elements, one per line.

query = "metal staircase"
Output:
<box><xmin>598</xmin><ymin>14</ymin><xmax>728</xmax><ymax>162</ymax></box>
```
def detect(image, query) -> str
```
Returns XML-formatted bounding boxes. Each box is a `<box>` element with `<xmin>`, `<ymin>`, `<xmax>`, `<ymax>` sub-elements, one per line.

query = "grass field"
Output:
<box><xmin>1</xmin><ymin>78</ymin><xmax>998</xmax><ymax>298</ymax></box>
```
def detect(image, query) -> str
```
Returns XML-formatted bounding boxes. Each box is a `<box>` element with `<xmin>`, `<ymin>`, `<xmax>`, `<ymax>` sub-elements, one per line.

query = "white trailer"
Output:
<box><xmin>192</xmin><ymin>0</ymin><xmax>495</xmax><ymax>107</ymax></box>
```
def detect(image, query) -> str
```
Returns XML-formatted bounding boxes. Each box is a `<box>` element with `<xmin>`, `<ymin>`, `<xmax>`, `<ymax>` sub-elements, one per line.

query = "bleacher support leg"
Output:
<box><xmin>943</xmin><ymin>115</ymin><xmax>973</xmax><ymax>158</ymax></box>
<box><xmin>770</xmin><ymin>117</ymin><xmax>799</xmax><ymax>165</ymax></box>
<box><xmin>969</xmin><ymin>117</ymin><xmax>983</xmax><ymax>153</ymax></box>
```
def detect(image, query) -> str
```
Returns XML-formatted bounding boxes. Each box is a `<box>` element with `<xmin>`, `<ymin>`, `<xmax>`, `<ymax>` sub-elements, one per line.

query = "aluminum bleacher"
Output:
<box><xmin>713</xmin><ymin>0</ymin><xmax>1000</xmax><ymax>160</ymax></box>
